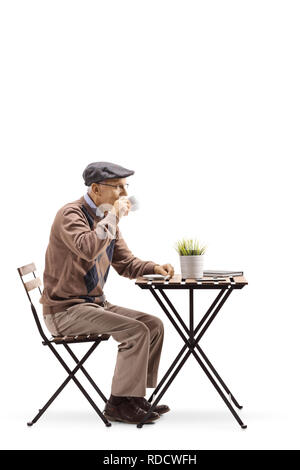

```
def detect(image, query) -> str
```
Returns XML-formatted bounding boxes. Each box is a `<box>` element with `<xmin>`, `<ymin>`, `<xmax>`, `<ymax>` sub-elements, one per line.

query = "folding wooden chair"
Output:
<box><xmin>17</xmin><ymin>262</ymin><xmax>112</xmax><ymax>427</ymax></box>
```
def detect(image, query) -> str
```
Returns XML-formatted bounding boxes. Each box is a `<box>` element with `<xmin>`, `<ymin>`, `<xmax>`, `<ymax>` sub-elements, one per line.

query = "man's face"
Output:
<box><xmin>91</xmin><ymin>177</ymin><xmax>128</xmax><ymax>206</ymax></box>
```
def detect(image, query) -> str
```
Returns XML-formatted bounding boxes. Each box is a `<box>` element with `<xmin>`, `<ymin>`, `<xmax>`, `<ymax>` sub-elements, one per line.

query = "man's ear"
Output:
<box><xmin>91</xmin><ymin>183</ymin><xmax>100</xmax><ymax>195</ymax></box>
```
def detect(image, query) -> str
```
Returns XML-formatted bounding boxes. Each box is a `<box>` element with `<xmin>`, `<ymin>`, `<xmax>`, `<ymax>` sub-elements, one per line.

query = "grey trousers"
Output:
<box><xmin>43</xmin><ymin>300</ymin><xmax>164</xmax><ymax>397</ymax></box>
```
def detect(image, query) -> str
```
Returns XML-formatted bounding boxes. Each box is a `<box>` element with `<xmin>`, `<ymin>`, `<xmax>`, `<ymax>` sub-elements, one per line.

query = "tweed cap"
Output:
<box><xmin>83</xmin><ymin>161</ymin><xmax>135</xmax><ymax>186</ymax></box>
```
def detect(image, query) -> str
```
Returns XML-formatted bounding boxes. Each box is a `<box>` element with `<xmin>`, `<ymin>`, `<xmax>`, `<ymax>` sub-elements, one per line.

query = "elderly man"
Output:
<box><xmin>40</xmin><ymin>161</ymin><xmax>174</xmax><ymax>425</ymax></box>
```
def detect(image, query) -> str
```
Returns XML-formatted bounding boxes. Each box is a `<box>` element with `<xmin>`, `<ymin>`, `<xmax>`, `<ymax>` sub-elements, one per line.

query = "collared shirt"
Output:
<box><xmin>84</xmin><ymin>192</ymin><xmax>98</xmax><ymax>214</ymax></box>
<box><xmin>84</xmin><ymin>192</ymin><xmax>106</xmax><ymax>218</ymax></box>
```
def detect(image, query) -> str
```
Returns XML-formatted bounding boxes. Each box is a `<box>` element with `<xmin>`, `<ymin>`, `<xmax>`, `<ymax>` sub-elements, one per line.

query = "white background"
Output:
<box><xmin>1</xmin><ymin>0</ymin><xmax>299</xmax><ymax>450</ymax></box>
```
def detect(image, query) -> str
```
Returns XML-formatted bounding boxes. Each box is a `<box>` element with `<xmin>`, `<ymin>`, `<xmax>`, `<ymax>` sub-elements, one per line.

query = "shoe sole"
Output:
<box><xmin>104</xmin><ymin>412</ymin><xmax>160</xmax><ymax>424</ymax></box>
<box><xmin>155</xmin><ymin>408</ymin><xmax>171</xmax><ymax>415</ymax></box>
<box><xmin>156</xmin><ymin>407</ymin><xmax>170</xmax><ymax>415</ymax></box>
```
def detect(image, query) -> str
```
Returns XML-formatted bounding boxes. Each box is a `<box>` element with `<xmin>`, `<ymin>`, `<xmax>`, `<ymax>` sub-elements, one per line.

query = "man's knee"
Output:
<box><xmin>132</xmin><ymin>319</ymin><xmax>150</xmax><ymax>338</ymax></box>
<box><xmin>151</xmin><ymin>315</ymin><xmax>164</xmax><ymax>334</ymax></box>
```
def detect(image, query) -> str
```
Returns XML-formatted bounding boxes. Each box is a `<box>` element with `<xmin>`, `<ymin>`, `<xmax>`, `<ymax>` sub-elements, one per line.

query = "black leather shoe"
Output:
<box><xmin>132</xmin><ymin>396</ymin><xmax>170</xmax><ymax>415</ymax></box>
<box><xmin>104</xmin><ymin>397</ymin><xmax>160</xmax><ymax>424</ymax></box>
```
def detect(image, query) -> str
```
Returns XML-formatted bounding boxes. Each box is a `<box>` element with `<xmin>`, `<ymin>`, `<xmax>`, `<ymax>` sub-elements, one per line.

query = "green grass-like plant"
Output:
<box><xmin>174</xmin><ymin>238</ymin><xmax>206</xmax><ymax>256</ymax></box>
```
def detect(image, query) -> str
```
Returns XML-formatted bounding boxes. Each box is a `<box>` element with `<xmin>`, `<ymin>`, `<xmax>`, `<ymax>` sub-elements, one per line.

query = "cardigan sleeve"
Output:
<box><xmin>58</xmin><ymin>207</ymin><xmax>119</xmax><ymax>262</ymax></box>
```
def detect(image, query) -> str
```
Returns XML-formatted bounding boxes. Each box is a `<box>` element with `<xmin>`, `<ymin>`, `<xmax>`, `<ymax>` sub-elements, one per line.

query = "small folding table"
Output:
<box><xmin>135</xmin><ymin>273</ymin><xmax>248</xmax><ymax>429</ymax></box>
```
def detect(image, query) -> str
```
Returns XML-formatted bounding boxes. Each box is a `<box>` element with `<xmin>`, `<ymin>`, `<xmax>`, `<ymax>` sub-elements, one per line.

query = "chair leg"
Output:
<box><xmin>27</xmin><ymin>373</ymin><xmax>75</xmax><ymax>426</ymax></box>
<box><xmin>27</xmin><ymin>340</ymin><xmax>111</xmax><ymax>427</ymax></box>
<box><xmin>63</xmin><ymin>343</ymin><xmax>108</xmax><ymax>403</ymax></box>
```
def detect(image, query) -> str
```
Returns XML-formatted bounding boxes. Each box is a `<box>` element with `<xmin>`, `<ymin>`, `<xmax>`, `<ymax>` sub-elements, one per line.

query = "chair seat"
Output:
<box><xmin>42</xmin><ymin>333</ymin><xmax>110</xmax><ymax>345</ymax></box>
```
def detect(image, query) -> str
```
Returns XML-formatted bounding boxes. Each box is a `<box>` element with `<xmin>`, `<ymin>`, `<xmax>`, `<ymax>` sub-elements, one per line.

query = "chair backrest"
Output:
<box><xmin>17</xmin><ymin>262</ymin><xmax>48</xmax><ymax>342</ymax></box>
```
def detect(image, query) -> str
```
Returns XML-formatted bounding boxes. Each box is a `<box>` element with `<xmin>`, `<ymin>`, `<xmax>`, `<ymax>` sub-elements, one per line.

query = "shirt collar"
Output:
<box><xmin>84</xmin><ymin>192</ymin><xmax>97</xmax><ymax>211</ymax></box>
<box><xmin>84</xmin><ymin>192</ymin><xmax>105</xmax><ymax>218</ymax></box>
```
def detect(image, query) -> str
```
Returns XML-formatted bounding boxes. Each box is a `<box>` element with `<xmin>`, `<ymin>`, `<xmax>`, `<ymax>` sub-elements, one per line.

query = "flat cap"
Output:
<box><xmin>83</xmin><ymin>161</ymin><xmax>135</xmax><ymax>186</ymax></box>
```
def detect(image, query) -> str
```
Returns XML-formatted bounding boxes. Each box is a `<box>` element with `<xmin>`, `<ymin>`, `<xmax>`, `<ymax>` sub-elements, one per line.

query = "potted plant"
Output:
<box><xmin>174</xmin><ymin>238</ymin><xmax>206</xmax><ymax>279</ymax></box>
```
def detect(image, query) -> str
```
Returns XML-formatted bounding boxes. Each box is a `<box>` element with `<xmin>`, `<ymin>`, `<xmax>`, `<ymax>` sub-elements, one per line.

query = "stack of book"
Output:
<box><xmin>203</xmin><ymin>270</ymin><xmax>243</xmax><ymax>277</ymax></box>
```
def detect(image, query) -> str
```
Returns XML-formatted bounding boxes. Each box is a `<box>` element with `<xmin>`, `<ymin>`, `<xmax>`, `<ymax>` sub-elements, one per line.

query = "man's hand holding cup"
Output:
<box><xmin>112</xmin><ymin>196</ymin><xmax>132</xmax><ymax>220</ymax></box>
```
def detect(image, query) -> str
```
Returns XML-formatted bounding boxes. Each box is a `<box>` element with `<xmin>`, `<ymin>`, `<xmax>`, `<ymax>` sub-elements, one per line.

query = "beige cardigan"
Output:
<box><xmin>40</xmin><ymin>195</ymin><xmax>157</xmax><ymax>315</ymax></box>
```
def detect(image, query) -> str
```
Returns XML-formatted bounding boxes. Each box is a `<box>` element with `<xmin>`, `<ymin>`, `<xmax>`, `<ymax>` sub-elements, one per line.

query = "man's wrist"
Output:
<box><xmin>142</xmin><ymin>263</ymin><xmax>159</xmax><ymax>276</ymax></box>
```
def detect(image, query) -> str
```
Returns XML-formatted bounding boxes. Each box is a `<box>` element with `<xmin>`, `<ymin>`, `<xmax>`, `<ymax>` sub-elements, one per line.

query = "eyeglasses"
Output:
<box><xmin>97</xmin><ymin>182</ymin><xmax>129</xmax><ymax>191</ymax></box>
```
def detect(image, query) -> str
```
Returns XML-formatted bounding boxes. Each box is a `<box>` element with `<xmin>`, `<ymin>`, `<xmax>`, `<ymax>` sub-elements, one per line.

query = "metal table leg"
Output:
<box><xmin>137</xmin><ymin>286</ymin><xmax>247</xmax><ymax>429</ymax></box>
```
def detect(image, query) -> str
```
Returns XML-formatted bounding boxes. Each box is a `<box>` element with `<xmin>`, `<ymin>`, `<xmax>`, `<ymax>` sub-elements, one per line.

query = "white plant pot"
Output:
<box><xmin>179</xmin><ymin>255</ymin><xmax>204</xmax><ymax>279</ymax></box>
